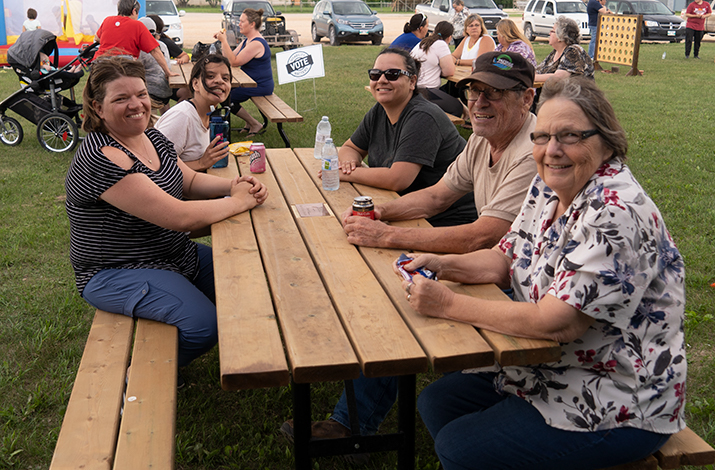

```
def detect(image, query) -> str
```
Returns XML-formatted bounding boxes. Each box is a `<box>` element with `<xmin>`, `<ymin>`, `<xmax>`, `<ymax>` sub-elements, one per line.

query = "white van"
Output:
<box><xmin>522</xmin><ymin>0</ymin><xmax>590</xmax><ymax>41</ymax></box>
<box><xmin>146</xmin><ymin>0</ymin><xmax>186</xmax><ymax>47</ymax></box>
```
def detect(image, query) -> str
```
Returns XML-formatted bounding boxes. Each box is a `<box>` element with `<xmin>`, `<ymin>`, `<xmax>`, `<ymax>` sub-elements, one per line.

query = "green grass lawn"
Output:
<box><xmin>1</xmin><ymin>41</ymin><xmax>714</xmax><ymax>469</ymax></box>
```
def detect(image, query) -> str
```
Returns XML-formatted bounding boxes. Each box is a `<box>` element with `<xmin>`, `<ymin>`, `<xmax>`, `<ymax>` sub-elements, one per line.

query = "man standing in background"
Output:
<box><xmin>684</xmin><ymin>0</ymin><xmax>711</xmax><ymax>59</ymax></box>
<box><xmin>587</xmin><ymin>0</ymin><xmax>610</xmax><ymax>58</ymax></box>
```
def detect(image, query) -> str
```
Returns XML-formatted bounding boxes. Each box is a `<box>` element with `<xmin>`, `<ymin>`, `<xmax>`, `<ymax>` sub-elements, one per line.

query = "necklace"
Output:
<box><xmin>112</xmin><ymin>133</ymin><xmax>154</xmax><ymax>165</ymax></box>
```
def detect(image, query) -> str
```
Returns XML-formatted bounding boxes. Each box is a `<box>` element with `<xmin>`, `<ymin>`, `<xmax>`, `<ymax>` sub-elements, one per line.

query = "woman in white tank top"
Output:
<box><xmin>451</xmin><ymin>14</ymin><xmax>495</xmax><ymax>67</ymax></box>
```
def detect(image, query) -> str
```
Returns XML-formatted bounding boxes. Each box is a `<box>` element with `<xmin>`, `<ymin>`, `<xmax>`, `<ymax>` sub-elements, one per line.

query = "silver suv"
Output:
<box><xmin>522</xmin><ymin>0</ymin><xmax>589</xmax><ymax>41</ymax></box>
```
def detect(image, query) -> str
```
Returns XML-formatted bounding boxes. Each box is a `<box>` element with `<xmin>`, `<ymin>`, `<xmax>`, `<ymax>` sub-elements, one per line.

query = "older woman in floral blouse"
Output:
<box><xmin>399</xmin><ymin>76</ymin><xmax>685</xmax><ymax>470</ymax></box>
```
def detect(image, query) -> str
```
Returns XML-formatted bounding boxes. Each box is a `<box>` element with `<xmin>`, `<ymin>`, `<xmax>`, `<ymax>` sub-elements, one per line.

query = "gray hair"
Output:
<box><xmin>537</xmin><ymin>76</ymin><xmax>627</xmax><ymax>161</ymax></box>
<box><xmin>554</xmin><ymin>16</ymin><xmax>581</xmax><ymax>45</ymax></box>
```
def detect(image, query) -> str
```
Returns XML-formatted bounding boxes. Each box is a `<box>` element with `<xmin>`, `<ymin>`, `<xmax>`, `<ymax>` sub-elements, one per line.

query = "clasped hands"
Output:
<box><xmin>230</xmin><ymin>174</ymin><xmax>268</xmax><ymax>206</ymax></box>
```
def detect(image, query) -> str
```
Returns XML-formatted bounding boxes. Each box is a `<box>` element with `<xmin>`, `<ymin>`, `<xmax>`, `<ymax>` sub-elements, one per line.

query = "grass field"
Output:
<box><xmin>1</xmin><ymin>41</ymin><xmax>714</xmax><ymax>469</ymax></box>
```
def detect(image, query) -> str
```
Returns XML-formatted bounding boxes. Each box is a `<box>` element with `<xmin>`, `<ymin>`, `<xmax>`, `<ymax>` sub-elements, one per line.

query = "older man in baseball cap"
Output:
<box><xmin>280</xmin><ymin>52</ymin><xmax>540</xmax><ymax>451</ymax></box>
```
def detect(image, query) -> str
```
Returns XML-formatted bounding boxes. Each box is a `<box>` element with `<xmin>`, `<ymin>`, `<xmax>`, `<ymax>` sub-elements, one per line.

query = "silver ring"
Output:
<box><xmin>407</xmin><ymin>293</ymin><xmax>412</xmax><ymax>301</ymax></box>
<box><xmin>406</xmin><ymin>283</ymin><xmax>412</xmax><ymax>295</ymax></box>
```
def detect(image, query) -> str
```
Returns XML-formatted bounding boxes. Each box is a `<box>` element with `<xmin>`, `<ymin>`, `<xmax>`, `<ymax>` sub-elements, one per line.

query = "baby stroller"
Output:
<box><xmin>0</xmin><ymin>30</ymin><xmax>97</xmax><ymax>152</ymax></box>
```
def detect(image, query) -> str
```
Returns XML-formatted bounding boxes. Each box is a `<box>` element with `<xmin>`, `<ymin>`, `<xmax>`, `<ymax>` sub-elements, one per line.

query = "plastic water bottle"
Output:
<box><xmin>662</xmin><ymin>51</ymin><xmax>666</xmax><ymax>59</ymax></box>
<box><xmin>321</xmin><ymin>138</ymin><xmax>339</xmax><ymax>191</ymax></box>
<box><xmin>210</xmin><ymin>108</ymin><xmax>230</xmax><ymax>168</ymax></box>
<box><xmin>314</xmin><ymin>116</ymin><xmax>331</xmax><ymax>159</ymax></box>
<box><xmin>209</xmin><ymin>42</ymin><xmax>217</xmax><ymax>55</ymax></box>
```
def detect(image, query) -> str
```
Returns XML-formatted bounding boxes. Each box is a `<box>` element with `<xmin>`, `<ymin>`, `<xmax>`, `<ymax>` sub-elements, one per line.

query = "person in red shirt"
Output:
<box><xmin>95</xmin><ymin>0</ymin><xmax>177</xmax><ymax>79</ymax></box>
<box><xmin>684</xmin><ymin>0</ymin><xmax>712</xmax><ymax>59</ymax></box>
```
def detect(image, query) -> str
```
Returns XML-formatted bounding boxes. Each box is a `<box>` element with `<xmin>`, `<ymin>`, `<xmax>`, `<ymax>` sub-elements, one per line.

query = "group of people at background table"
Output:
<box><xmin>92</xmin><ymin>0</ymin><xmax>274</xmax><ymax>141</ymax></box>
<box><xmin>390</xmin><ymin>10</ymin><xmax>592</xmax><ymax>123</ymax></box>
<box><xmin>64</xmin><ymin>1</ymin><xmax>687</xmax><ymax>467</ymax></box>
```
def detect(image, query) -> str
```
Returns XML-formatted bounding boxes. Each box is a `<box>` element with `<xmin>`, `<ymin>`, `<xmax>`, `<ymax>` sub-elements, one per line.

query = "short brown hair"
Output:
<box><xmin>538</xmin><ymin>76</ymin><xmax>628</xmax><ymax>161</ymax></box>
<box><xmin>27</xmin><ymin>8</ymin><xmax>37</xmax><ymax>19</ymax></box>
<box><xmin>82</xmin><ymin>56</ymin><xmax>147</xmax><ymax>134</ymax></box>
<box><xmin>465</xmin><ymin>14</ymin><xmax>487</xmax><ymax>38</ymax></box>
<box><xmin>117</xmin><ymin>0</ymin><xmax>140</xmax><ymax>17</ymax></box>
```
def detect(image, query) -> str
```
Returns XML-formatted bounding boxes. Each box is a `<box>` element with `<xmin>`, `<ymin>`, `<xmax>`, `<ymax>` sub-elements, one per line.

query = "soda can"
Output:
<box><xmin>249</xmin><ymin>143</ymin><xmax>266</xmax><ymax>173</ymax></box>
<box><xmin>352</xmin><ymin>196</ymin><xmax>375</xmax><ymax>219</ymax></box>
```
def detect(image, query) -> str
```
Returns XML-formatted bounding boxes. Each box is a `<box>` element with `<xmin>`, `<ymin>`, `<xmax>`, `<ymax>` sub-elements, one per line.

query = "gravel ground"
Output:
<box><xmin>181</xmin><ymin>12</ymin><xmax>413</xmax><ymax>49</ymax></box>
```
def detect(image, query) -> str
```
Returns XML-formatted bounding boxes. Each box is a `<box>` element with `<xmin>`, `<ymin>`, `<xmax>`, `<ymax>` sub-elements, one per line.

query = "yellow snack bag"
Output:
<box><xmin>229</xmin><ymin>141</ymin><xmax>253</xmax><ymax>156</ymax></box>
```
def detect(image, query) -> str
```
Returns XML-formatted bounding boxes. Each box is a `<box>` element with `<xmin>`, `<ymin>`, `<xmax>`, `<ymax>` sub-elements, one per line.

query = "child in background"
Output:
<box><xmin>23</xmin><ymin>8</ymin><xmax>42</xmax><ymax>32</ymax></box>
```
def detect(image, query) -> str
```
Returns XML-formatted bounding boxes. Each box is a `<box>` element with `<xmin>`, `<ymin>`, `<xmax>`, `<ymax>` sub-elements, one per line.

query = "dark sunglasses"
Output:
<box><xmin>368</xmin><ymin>68</ymin><xmax>413</xmax><ymax>81</ymax></box>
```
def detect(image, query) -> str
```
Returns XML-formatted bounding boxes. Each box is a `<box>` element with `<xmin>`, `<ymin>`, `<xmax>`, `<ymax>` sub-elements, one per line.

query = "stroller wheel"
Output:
<box><xmin>0</xmin><ymin>116</ymin><xmax>24</xmax><ymax>146</ymax></box>
<box><xmin>37</xmin><ymin>113</ymin><xmax>79</xmax><ymax>153</ymax></box>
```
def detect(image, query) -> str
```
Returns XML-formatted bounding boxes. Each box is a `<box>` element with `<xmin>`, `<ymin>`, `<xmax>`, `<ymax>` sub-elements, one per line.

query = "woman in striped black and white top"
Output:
<box><xmin>65</xmin><ymin>56</ymin><xmax>267</xmax><ymax>368</ymax></box>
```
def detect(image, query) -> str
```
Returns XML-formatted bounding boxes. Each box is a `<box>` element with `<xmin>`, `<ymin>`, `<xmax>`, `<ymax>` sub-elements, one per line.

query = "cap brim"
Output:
<box><xmin>456</xmin><ymin>71</ymin><xmax>521</xmax><ymax>90</ymax></box>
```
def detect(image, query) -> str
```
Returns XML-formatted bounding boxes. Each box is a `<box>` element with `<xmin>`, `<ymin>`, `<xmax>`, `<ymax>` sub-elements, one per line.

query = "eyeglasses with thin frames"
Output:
<box><xmin>530</xmin><ymin>130</ymin><xmax>599</xmax><ymax>145</ymax></box>
<box><xmin>368</xmin><ymin>68</ymin><xmax>413</xmax><ymax>81</ymax></box>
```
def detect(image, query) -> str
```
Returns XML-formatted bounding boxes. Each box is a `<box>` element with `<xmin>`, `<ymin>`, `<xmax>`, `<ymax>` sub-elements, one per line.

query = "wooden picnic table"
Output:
<box><xmin>208</xmin><ymin>149</ymin><xmax>560</xmax><ymax>469</ymax></box>
<box><xmin>447</xmin><ymin>64</ymin><xmax>544</xmax><ymax>88</ymax></box>
<box><xmin>168</xmin><ymin>61</ymin><xmax>256</xmax><ymax>88</ymax></box>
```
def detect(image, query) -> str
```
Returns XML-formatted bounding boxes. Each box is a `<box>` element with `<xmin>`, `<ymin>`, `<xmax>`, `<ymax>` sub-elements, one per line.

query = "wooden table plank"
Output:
<box><xmin>293</xmin><ymin>149</ymin><xmax>496</xmax><ymax>373</ymax></box>
<box><xmin>209</xmin><ymin>162</ymin><xmax>291</xmax><ymax>390</ymax></box>
<box><xmin>293</xmin><ymin>148</ymin><xmax>560</xmax><ymax>369</ymax></box>
<box><xmin>114</xmin><ymin>319</ymin><xmax>177</xmax><ymax>470</ymax></box>
<box><xmin>169</xmin><ymin>62</ymin><xmax>257</xmax><ymax>88</ymax></box>
<box><xmin>230</xmin><ymin>152</ymin><xmax>360</xmax><ymax>385</ymax></box>
<box><xmin>49</xmin><ymin>310</ymin><xmax>134</xmax><ymax>470</ymax></box>
<box><xmin>265</xmin><ymin>149</ymin><xmax>428</xmax><ymax>378</ymax></box>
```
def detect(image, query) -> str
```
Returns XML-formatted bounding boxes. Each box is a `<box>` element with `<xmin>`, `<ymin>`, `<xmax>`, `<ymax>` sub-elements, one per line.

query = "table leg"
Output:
<box><xmin>344</xmin><ymin>379</ymin><xmax>361</xmax><ymax>436</ymax></box>
<box><xmin>292</xmin><ymin>381</ymin><xmax>312</xmax><ymax>470</ymax></box>
<box><xmin>397</xmin><ymin>374</ymin><xmax>416</xmax><ymax>470</ymax></box>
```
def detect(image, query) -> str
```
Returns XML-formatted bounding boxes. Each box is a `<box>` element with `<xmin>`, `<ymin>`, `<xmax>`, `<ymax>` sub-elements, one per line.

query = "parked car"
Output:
<box><xmin>311</xmin><ymin>0</ymin><xmax>384</xmax><ymax>46</ymax></box>
<box><xmin>221</xmin><ymin>1</ymin><xmax>301</xmax><ymax>49</ymax></box>
<box><xmin>605</xmin><ymin>0</ymin><xmax>685</xmax><ymax>41</ymax></box>
<box><xmin>522</xmin><ymin>0</ymin><xmax>589</xmax><ymax>41</ymax></box>
<box><xmin>415</xmin><ymin>0</ymin><xmax>507</xmax><ymax>37</ymax></box>
<box><xmin>146</xmin><ymin>0</ymin><xmax>185</xmax><ymax>47</ymax></box>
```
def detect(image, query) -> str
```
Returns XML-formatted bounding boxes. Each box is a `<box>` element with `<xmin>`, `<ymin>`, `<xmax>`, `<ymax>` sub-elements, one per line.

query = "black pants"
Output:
<box><xmin>685</xmin><ymin>28</ymin><xmax>704</xmax><ymax>58</ymax></box>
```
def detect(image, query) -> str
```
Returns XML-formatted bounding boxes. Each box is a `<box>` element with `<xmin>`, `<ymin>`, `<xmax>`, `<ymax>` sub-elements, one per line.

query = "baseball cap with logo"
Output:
<box><xmin>456</xmin><ymin>51</ymin><xmax>535</xmax><ymax>90</ymax></box>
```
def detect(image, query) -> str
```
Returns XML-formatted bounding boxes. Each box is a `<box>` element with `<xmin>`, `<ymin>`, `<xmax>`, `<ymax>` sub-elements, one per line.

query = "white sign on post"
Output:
<box><xmin>276</xmin><ymin>44</ymin><xmax>325</xmax><ymax>85</ymax></box>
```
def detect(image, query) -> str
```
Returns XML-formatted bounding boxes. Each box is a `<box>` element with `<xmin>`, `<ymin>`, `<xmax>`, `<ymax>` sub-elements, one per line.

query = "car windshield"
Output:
<box><xmin>333</xmin><ymin>2</ymin><xmax>373</xmax><ymax>15</ymax></box>
<box><xmin>557</xmin><ymin>1</ymin><xmax>587</xmax><ymax>12</ymax></box>
<box><xmin>146</xmin><ymin>0</ymin><xmax>179</xmax><ymax>15</ymax></box>
<box><xmin>465</xmin><ymin>0</ymin><xmax>501</xmax><ymax>8</ymax></box>
<box><xmin>629</xmin><ymin>0</ymin><xmax>674</xmax><ymax>14</ymax></box>
<box><xmin>231</xmin><ymin>1</ymin><xmax>276</xmax><ymax>15</ymax></box>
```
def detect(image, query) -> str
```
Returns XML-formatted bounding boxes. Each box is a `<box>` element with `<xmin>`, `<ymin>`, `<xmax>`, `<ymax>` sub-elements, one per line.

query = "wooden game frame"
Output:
<box><xmin>594</xmin><ymin>13</ymin><xmax>644</xmax><ymax>76</ymax></box>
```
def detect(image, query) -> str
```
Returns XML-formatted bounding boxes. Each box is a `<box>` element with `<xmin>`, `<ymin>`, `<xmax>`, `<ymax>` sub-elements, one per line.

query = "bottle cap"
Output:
<box><xmin>325</xmin><ymin>138</ymin><xmax>333</xmax><ymax>144</ymax></box>
<box><xmin>322</xmin><ymin>116</ymin><xmax>329</xmax><ymax>120</ymax></box>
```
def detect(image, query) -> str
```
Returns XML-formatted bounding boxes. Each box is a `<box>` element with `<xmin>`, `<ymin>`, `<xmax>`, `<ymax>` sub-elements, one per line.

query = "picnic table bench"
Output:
<box><xmin>50</xmin><ymin>310</ymin><xmax>178</xmax><ymax>470</ymax></box>
<box><xmin>249</xmin><ymin>94</ymin><xmax>303</xmax><ymax>148</ymax></box>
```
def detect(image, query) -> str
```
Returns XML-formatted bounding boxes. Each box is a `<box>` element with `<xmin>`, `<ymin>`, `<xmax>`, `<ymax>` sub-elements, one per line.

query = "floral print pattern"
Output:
<box><xmin>495</xmin><ymin>161</ymin><xmax>686</xmax><ymax>433</ymax></box>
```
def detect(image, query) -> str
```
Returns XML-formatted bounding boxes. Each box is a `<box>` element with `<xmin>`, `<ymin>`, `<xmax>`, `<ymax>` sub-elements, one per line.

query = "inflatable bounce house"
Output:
<box><xmin>1</xmin><ymin>0</ymin><xmax>147</xmax><ymax>66</ymax></box>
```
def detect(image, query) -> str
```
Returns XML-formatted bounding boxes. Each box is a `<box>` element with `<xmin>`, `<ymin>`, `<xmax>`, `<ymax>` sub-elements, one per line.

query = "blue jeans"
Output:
<box><xmin>418</xmin><ymin>372</ymin><xmax>671</xmax><ymax>470</ymax></box>
<box><xmin>589</xmin><ymin>25</ymin><xmax>598</xmax><ymax>58</ymax></box>
<box><xmin>82</xmin><ymin>243</ymin><xmax>218</xmax><ymax>368</ymax></box>
<box><xmin>331</xmin><ymin>372</ymin><xmax>398</xmax><ymax>436</ymax></box>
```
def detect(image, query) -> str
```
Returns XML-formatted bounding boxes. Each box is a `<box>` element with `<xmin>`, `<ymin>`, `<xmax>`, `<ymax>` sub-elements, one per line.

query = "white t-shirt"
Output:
<box><xmin>23</xmin><ymin>19</ymin><xmax>41</xmax><ymax>31</ymax></box>
<box><xmin>155</xmin><ymin>100</ymin><xmax>209</xmax><ymax>163</ymax></box>
<box><xmin>411</xmin><ymin>40</ymin><xmax>451</xmax><ymax>89</ymax></box>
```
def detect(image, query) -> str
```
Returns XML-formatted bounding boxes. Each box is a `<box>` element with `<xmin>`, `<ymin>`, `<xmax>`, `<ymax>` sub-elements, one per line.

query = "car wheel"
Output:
<box><xmin>329</xmin><ymin>25</ymin><xmax>340</xmax><ymax>46</ymax></box>
<box><xmin>524</xmin><ymin>23</ymin><xmax>535</xmax><ymax>42</ymax></box>
<box><xmin>0</xmin><ymin>116</ymin><xmax>23</xmax><ymax>146</ymax></box>
<box><xmin>372</xmin><ymin>37</ymin><xmax>382</xmax><ymax>45</ymax></box>
<box><xmin>312</xmin><ymin>23</ymin><xmax>322</xmax><ymax>42</ymax></box>
<box><xmin>37</xmin><ymin>113</ymin><xmax>79</xmax><ymax>153</ymax></box>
